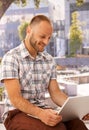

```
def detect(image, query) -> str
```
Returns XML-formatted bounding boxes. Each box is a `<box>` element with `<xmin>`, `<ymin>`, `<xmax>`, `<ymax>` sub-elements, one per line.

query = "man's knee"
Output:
<box><xmin>64</xmin><ymin>118</ymin><xmax>88</xmax><ymax>130</ymax></box>
<box><xmin>54</xmin><ymin>122</ymin><xmax>67</xmax><ymax>130</ymax></box>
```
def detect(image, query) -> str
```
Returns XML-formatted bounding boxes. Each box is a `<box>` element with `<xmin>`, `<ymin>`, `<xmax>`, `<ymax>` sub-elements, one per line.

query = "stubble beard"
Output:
<box><xmin>29</xmin><ymin>36</ymin><xmax>45</xmax><ymax>53</ymax></box>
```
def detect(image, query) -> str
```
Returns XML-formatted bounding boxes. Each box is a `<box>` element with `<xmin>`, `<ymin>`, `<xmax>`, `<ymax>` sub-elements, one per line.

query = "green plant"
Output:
<box><xmin>76</xmin><ymin>0</ymin><xmax>85</xmax><ymax>6</ymax></box>
<box><xmin>0</xmin><ymin>57</ymin><xmax>2</xmax><ymax>64</ymax></box>
<box><xmin>0</xmin><ymin>87</ymin><xmax>4</xmax><ymax>101</ymax></box>
<box><xmin>14</xmin><ymin>0</ymin><xmax>27</xmax><ymax>7</ymax></box>
<box><xmin>14</xmin><ymin>0</ymin><xmax>41</xmax><ymax>8</ymax></box>
<box><xmin>69</xmin><ymin>11</ymin><xmax>83</xmax><ymax>57</ymax></box>
<box><xmin>18</xmin><ymin>21</ymin><xmax>29</xmax><ymax>41</ymax></box>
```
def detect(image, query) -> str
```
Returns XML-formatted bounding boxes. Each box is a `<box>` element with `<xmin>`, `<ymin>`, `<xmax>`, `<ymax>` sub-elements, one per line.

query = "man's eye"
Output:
<box><xmin>41</xmin><ymin>36</ymin><xmax>45</xmax><ymax>39</ymax></box>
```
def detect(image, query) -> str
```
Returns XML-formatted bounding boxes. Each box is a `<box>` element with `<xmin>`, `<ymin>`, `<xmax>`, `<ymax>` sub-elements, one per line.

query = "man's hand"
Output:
<box><xmin>82</xmin><ymin>113</ymin><xmax>89</xmax><ymax>120</ymax></box>
<box><xmin>38</xmin><ymin>109</ymin><xmax>62</xmax><ymax>126</ymax></box>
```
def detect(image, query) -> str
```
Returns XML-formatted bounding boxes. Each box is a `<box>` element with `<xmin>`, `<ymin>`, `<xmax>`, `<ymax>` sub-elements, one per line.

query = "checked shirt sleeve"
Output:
<box><xmin>50</xmin><ymin>57</ymin><xmax>57</xmax><ymax>80</ymax></box>
<box><xmin>0</xmin><ymin>52</ymin><xmax>19</xmax><ymax>82</ymax></box>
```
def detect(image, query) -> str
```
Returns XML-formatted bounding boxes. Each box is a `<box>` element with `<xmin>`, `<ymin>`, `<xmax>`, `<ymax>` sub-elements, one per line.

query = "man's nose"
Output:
<box><xmin>43</xmin><ymin>39</ymin><xmax>49</xmax><ymax>45</ymax></box>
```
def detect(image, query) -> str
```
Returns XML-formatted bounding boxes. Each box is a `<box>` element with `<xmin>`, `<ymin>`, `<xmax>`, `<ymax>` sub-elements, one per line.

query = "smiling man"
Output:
<box><xmin>0</xmin><ymin>15</ymin><xmax>88</xmax><ymax>130</ymax></box>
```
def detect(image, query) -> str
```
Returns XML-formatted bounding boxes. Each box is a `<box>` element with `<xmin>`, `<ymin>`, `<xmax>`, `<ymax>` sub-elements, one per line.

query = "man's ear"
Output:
<box><xmin>26</xmin><ymin>26</ymin><xmax>30</xmax><ymax>33</ymax></box>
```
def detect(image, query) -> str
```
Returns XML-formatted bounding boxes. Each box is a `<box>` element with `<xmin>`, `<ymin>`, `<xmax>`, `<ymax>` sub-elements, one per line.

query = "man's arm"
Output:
<box><xmin>48</xmin><ymin>79</ymin><xmax>68</xmax><ymax>107</ymax></box>
<box><xmin>4</xmin><ymin>79</ymin><xmax>62</xmax><ymax>126</ymax></box>
<box><xmin>4</xmin><ymin>79</ymin><xmax>43</xmax><ymax>117</ymax></box>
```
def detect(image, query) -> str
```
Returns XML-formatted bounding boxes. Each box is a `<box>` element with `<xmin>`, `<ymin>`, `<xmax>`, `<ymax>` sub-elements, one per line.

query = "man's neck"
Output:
<box><xmin>24</xmin><ymin>40</ymin><xmax>37</xmax><ymax>58</ymax></box>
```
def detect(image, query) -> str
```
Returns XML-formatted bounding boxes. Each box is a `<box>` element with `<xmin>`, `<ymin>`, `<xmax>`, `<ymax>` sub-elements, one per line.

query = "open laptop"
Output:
<box><xmin>57</xmin><ymin>95</ymin><xmax>89</xmax><ymax>122</ymax></box>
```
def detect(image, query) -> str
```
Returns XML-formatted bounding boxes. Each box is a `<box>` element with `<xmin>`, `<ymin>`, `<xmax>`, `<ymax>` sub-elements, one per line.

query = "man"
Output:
<box><xmin>0</xmin><ymin>15</ymin><xmax>88</xmax><ymax>130</ymax></box>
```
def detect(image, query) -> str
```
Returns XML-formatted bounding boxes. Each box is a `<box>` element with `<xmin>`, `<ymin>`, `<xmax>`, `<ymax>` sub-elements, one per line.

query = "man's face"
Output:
<box><xmin>28</xmin><ymin>21</ymin><xmax>53</xmax><ymax>52</ymax></box>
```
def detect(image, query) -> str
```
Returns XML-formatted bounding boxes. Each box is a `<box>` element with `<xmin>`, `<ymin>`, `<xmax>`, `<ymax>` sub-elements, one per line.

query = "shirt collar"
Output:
<box><xmin>20</xmin><ymin>42</ymin><xmax>30</xmax><ymax>58</ymax></box>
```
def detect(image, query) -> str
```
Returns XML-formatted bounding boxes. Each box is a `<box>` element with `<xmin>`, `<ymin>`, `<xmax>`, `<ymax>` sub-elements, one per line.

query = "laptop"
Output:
<box><xmin>57</xmin><ymin>95</ymin><xmax>89</xmax><ymax>122</ymax></box>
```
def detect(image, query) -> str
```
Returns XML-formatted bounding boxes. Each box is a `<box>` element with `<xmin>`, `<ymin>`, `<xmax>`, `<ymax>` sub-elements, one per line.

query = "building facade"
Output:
<box><xmin>0</xmin><ymin>0</ymin><xmax>66</xmax><ymax>57</ymax></box>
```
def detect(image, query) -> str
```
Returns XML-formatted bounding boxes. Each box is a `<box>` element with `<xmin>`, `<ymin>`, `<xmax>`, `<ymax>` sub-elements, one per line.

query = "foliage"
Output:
<box><xmin>0</xmin><ymin>1</ymin><xmax>3</xmax><ymax>8</ymax></box>
<box><xmin>18</xmin><ymin>21</ymin><xmax>29</xmax><ymax>41</ymax></box>
<box><xmin>69</xmin><ymin>11</ymin><xmax>83</xmax><ymax>57</ymax></box>
<box><xmin>14</xmin><ymin>0</ymin><xmax>27</xmax><ymax>7</ymax></box>
<box><xmin>0</xmin><ymin>0</ymin><xmax>42</xmax><ymax>19</ymax></box>
<box><xmin>76</xmin><ymin>0</ymin><xmax>85</xmax><ymax>7</ymax></box>
<box><xmin>34</xmin><ymin>0</ymin><xmax>41</xmax><ymax>8</ymax></box>
<box><xmin>14</xmin><ymin>0</ymin><xmax>41</xmax><ymax>8</ymax></box>
<box><xmin>0</xmin><ymin>57</ymin><xmax>2</xmax><ymax>64</ymax></box>
<box><xmin>0</xmin><ymin>87</ymin><xmax>4</xmax><ymax>101</ymax></box>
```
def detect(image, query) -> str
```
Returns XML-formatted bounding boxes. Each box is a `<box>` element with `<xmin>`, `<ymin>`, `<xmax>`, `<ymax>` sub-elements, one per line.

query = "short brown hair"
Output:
<box><xmin>29</xmin><ymin>15</ymin><xmax>51</xmax><ymax>27</ymax></box>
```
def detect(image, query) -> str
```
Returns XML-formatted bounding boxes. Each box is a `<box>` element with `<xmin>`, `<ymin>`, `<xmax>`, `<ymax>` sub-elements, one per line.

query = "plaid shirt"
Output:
<box><xmin>0</xmin><ymin>42</ymin><xmax>57</xmax><ymax>112</ymax></box>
